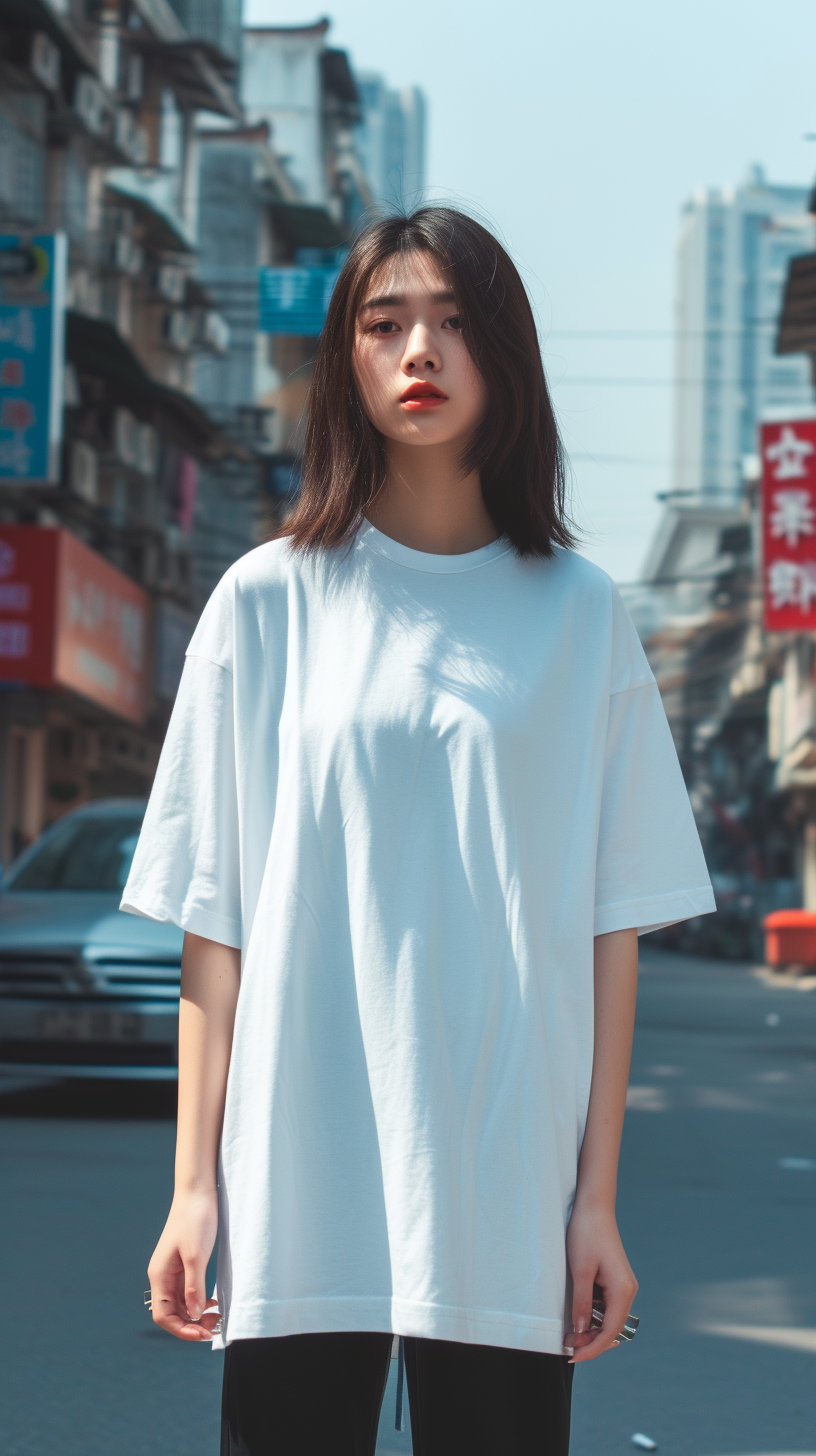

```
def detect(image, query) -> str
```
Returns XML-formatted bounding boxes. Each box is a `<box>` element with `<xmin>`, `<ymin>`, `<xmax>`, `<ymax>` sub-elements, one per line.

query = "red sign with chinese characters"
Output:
<box><xmin>0</xmin><ymin>525</ymin><xmax>148</xmax><ymax>723</ymax></box>
<box><xmin>761</xmin><ymin>419</ymin><xmax>816</xmax><ymax>631</ymax></box>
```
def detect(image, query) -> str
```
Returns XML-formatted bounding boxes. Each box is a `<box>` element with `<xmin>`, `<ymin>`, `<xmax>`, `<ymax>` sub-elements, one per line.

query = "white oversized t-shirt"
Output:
<box><xmin>122</xmin><ymin>524</ymin><xmax>714</xmax><ymax>1355</ymax></box>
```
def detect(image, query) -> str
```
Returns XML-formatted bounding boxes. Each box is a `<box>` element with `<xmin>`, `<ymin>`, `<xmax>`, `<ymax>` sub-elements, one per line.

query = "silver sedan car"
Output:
<box><xmin>0</xmin><ymin>799</ymin><xmax>182</xmax><ymax>1079</ymax></box>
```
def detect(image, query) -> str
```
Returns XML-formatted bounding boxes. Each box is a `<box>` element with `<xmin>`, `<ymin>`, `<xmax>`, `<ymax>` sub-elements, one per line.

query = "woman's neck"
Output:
<box><xmin>366</xmin><ymin>440</ymin><xmax>499</xmax><ymax>555</ymax></box>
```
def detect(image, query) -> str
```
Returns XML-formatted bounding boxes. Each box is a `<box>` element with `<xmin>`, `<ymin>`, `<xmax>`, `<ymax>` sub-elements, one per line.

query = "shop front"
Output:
<box><xmin>0</xmin><ymin>524</ymin><xmax>159</xmax><ymax>864</ymax></box>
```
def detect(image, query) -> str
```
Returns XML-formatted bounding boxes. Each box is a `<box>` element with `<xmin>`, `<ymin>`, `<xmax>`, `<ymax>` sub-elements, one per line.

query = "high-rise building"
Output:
<box><xmin>355</xmin><ymin>76</ymin><xmax>426</xmax><ymax>209</ymax></box>
<box><xmin>192</xmin><ymin>120</ymin><xmax>315</xmax><ymax>607</ymax></box>
<box><xmin>673</xmin><ymin>165</ymin><xmax>815</xmax><ymax>500</ymax></box>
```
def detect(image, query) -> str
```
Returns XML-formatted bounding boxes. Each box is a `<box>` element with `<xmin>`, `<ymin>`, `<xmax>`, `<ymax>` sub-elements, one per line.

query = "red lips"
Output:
<box><xmin>399</xmin><ymin>381</ymin><xmax>448</xmax><ymax>407</ymax></box>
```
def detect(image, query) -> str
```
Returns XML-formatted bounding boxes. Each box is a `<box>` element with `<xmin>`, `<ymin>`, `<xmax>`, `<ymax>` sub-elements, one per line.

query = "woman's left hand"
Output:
<box><xmin>564</xmin><ymin>1199</ymin><xmax>638</xmax><ymax>1363</ymax></box>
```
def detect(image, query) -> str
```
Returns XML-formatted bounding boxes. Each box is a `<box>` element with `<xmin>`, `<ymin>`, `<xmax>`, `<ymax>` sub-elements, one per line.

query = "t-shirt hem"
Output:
<box><xmin>594</xmin><ymin>885</ymin><xmax>716</xmax><ymax>937</ymax></box>
<box><xmin>119</xmin><ymin>896</ymin><xmax>242</xmax><ymax>950</ymax></box>
<box><xmin>213</xmin><ymin>1296</ymin><xmax>566</xmax><ymax>1356</ymax></box>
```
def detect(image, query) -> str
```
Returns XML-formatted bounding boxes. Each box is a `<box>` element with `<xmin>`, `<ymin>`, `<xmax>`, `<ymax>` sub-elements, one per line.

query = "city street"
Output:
<box><xmin>1</xmin><ymin>948</ymin><xmax>814</xmax><ymax>1456</ymax></box>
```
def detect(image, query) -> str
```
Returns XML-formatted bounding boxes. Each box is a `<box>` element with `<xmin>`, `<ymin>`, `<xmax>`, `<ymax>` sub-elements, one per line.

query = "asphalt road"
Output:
<box><xmin>1</xmin><ymin>948</ymin><xmax>814</xmax><ymax>1456</ymax></box>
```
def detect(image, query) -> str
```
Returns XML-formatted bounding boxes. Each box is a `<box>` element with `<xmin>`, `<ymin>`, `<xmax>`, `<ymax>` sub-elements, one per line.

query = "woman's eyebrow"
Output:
<box><xmin>360</xmin><ymin>290</ymin><xmax>457</xmax><ymax>311</ymax></box>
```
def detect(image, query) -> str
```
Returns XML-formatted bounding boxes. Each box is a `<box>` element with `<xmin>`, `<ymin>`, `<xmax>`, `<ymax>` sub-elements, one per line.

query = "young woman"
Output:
<box><xmin>126</xmin><ymin>208</ymin><xmax>714</xmax><ymax>1455</ymax></box>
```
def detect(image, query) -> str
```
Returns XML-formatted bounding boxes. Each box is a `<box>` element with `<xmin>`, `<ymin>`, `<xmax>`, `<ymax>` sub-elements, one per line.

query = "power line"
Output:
<box><xmin>569</xmin><ymin>453</ymin><xmax>670</xmax><ymax>466</ymax></box>
<box><xmin>545</xmin><ymin>321</ymin><xmax>782</xmax><ymax>340</ymax></box>
<box><xmin>549</xmin><ymin>376</ymin><xmax>813</xmax><ymax>387</ymax></box>
<box><xmin>566</xmin><ymin>450</ymin><xmax>765</xmax><ymax>469</ymax></box>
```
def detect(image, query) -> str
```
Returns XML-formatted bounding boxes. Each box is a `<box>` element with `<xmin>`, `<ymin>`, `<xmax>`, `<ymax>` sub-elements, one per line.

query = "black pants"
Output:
<box><xmin>221</xmin><ymin>1331</ymin><xmax>574</xmax><ymax>1456</ymax></box>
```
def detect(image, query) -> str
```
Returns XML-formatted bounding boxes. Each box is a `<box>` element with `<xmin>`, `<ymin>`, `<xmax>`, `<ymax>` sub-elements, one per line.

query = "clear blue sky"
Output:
<box><xmin>245</xmin><ymin>0</ymin><xmax>816</xmax><ymax>580</ymax></box>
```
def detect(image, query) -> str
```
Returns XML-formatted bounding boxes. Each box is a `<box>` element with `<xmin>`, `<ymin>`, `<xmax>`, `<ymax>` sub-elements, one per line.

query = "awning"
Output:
<box><xmin>270</xmin><ymin>203</ymin><xmax>347</xmax><ymax>251</ymax></box>
<box><xmin>143</xmin><ymin>41</ymin><xmax>242</xmax><ymax>119</ymax></box>
<box><xmin>776</xmin><ymin>252</ymin><xmax>816</xmax><ymax>355</ymax></box>
<box><xmin>66</xmin><ymin>311</ymin><xmax>243</xmax><ymax>462</ymax></box>
<box><xmin>130</xmin><ymin>0</ymin><xmax>186</xmax><ymax>45</ymax></box>
<box><xmin>321</xmin><ymin>49</ymin><xmax>360</xmax><ymax>107</ymax></box>
<box><xmin>105</xmin><ymin>181</ymin><xmax>195</xmax><ymax>256</ymax></box>
<box><xmin>0</xmin><ymin>0</ymin><xmax>95</xmax><ymax>74</ymax></box>
<box><xmin>185</xmin><ymin>277</ymin><xmax>217</xmax><ymax>308</ymax></box>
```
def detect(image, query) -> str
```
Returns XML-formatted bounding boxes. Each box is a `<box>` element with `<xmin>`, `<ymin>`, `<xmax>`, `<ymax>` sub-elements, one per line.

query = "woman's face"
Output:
<box><xmin>352</xmin><ymin>250</ymin><xmax>488</xmax><ymax>450</ymax></box>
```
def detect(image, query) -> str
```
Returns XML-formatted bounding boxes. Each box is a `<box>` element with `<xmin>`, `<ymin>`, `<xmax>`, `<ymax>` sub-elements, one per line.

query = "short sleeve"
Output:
<box><xmin>594</xmin><ymin>679</ymin><xmax>715</xmax><ymax>937</ymax></box>
<box><xmin>120</xmin><ymin>653</ymin><xmax>242</xmax><ymax>948</ymax></box>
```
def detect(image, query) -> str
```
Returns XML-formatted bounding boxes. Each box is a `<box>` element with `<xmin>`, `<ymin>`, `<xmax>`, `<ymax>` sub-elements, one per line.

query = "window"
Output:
<box><xmin>7</xmin><ymin>812</ymin><xmax>144</xmax><ymax>891</ymax></box>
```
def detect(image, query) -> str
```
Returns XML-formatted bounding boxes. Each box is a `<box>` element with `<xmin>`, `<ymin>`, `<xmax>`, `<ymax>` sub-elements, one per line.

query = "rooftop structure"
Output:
<box><xmin>242</xmin><ymin>21</ymin><xmax>372</xmax><ymax>234</ymax></box>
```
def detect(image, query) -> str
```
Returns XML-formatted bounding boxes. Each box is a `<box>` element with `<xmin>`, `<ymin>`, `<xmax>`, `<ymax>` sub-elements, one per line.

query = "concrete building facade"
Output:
<box><xmin>673</xmin><ymin>166</ymin><xmax>815</xmax><ymax>501</ymax></box>
<box><xmin>0</xmin><ymin>0</ymin><xmax>239</xmax><ymax>862</ymax></box>
<box><xmin>241</xmin><ymin>21</ymin><xmax>373</xmax><ymax>233</ymax></box>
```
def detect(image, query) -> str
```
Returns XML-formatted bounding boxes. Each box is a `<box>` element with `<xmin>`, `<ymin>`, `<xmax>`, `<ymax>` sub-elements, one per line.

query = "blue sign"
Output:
<box><xmin>258</xmin><ymin>266</ymin><xmax>341</xmax><ymax>337</ymax></box>
<box><xmin>0</xmin><ymin>234</ymin><xmax>67</xmax><ymax>484</ymax></box>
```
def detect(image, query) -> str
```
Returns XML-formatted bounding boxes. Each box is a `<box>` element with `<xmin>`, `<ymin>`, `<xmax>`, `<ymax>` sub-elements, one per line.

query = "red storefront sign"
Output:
<box><xmin>761</xmin><ymin>419</ymin><xmax>816</xmax><ymax>631</ymax></box>
<box><xmin>0</xmin><ymin>525</ymin><xmax>147</xmax><ymax>723</ymax></box>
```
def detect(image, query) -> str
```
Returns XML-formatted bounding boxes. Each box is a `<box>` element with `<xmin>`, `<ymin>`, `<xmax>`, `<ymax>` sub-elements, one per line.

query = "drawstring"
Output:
<box><xmin>395</xmin><ymin>1335</ymin><xmax>406</xmax><ymax>1431</ymax></box>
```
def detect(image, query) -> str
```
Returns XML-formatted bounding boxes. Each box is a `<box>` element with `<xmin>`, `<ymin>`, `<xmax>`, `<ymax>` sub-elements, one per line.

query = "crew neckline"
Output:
<box><xmin>358</xmin><ymin>522</ymin><xmax>512</xmax><ymax>574</ymax></box>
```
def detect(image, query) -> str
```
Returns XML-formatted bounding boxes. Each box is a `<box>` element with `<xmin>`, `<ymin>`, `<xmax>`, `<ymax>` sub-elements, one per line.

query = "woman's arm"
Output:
<box><xmin>565</xmin><ymin>926</ymin><xmax>639</xmax><ymax>1362</ymax></box>
<box><xmin>147</xmin><ymin>931</ymin><xmax>240</xmax><ymax>1341</ymax></box>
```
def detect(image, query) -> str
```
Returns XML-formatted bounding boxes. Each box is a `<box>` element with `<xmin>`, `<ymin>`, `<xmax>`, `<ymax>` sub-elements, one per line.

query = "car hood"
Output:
<box><xmin>0</xmin><ymin>892</ymin><xmax>182</xmax><ymax>960</ymax></box>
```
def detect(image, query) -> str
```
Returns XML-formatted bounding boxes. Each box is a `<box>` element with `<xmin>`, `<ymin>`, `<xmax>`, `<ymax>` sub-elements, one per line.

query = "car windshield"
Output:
<box><xmin>7</xmin><ymin>814</ymin><xmax>143</xmax><ymax>892</ymax></box>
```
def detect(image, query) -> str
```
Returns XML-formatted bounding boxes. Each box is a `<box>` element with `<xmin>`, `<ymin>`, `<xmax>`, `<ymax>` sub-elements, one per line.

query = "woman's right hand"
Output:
<box><xmin>147</xmin><ymin>1188</ymin><xmax>220</xmax><ymax>1341</ymax></box>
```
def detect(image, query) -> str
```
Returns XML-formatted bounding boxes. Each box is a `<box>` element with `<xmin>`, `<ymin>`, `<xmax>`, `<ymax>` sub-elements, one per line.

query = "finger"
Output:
<box><xmin>157</xmin><ymin>1296</ymin><xmax>220</xmax><ymax>1343</ymax></box>
<box><xmin>149</xmin><ymin>1277</ymin><xmax>213</xmax><ymax>1341</ymax></box>
<box><xmin>197</xmin><ymin>1300</ymin><xmax>222</xmax><ymax>1336</ymax></box>
<box><xmin>148</xmin><ymin>1267</ymin><xmax>185</xmax><ymax>1328</ymax></box>
<box><xmin>155</xmin><ymin>1311</ymin><xmax>215</xmax><ymax>1341</ymax></box>
<box><xmin>150</xmin><ymin>1286</ymin><xmax>216</xmax><ymax>1341</ymax></box>
<box><xmin>183</xmin><ymin>1255</ymin><xmax>208</xmax><ymax>1322</ymax></box>
<box><xmin>571</xmin><ymin>1284</ymin><xmax>633</xmax><ymax>1362</ymax></box>
<box><xmin>568</xmin><ymin>1263</ymin><xmax>597</xmax><ymax>1345</ymax></box>
<box><xmin>599</xmin><ymin>1283</ymin><xmax>635</xmax><ymax>1349</ymax></box>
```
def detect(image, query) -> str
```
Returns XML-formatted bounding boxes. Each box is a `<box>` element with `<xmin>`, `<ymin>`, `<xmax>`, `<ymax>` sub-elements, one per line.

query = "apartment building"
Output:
<box><xmin>0</xmin><ymin>0</ymin><xmax>238</xmax><ymax>860</ymax></box>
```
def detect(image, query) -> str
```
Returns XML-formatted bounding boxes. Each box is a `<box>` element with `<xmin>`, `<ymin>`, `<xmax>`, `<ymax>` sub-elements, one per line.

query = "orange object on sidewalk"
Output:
<box><xmin>763</xmin><ymin>909</ymin><xmax>816</xmax><ymax>966</ymax></box>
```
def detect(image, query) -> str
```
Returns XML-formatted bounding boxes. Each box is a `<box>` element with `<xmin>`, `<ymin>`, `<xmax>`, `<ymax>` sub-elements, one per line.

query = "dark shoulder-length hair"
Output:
<box><xmin>280</xmin><ymin>206</ymin><xmax>575</xmax><ymax>556</ymax></box>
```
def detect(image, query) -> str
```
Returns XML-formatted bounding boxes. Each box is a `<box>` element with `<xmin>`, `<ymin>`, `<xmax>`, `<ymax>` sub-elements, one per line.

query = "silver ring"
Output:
<box><xmin>591</xmin><ymin>1299</ymin><xmax>639</xmax><ymax>1341</ymax></box>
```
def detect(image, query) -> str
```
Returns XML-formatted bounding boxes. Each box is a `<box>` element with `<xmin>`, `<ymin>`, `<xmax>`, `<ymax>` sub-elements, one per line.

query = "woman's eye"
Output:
<box><xmin>445</xmin><ymin>315</ymin><xmax>463</xmax><ymax>331</ymax></box>
<box><xmin>372</xmin><ymin>320</ymin><xmax>398</xmax><ymax>334</ymax></box>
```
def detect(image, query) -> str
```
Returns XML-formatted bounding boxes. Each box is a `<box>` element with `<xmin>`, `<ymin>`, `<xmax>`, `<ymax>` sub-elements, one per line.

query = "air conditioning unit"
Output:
<box><xmin>113</xmin><ymin>407</ymin><xmax>138</xmax><ymax>467</ymax></box>
<box><xmin>126</xmin><ymin>53</ymin><xmax>143</xmax><ymax>102</ymax></box>
<box><xmin>128</xmin><ymin>124</ymin><xmax>148</xmax><ymax>165</ymax></box>
<box><xmin>162</xmin><ymin>310</ymin><xmax>192</xmax><ymax>350</ymax></box>
<box><xmin>203</xmin><ymin>310</ymin><xmax>230</xmax><ymax>353</ymax></box>
<box><xmin>63</xmin><ymin>362</ymin><xmax>81</xmax><ymax>408</ymax></box>
<box><xmin>70</xmin><ymin>441</ymin><xmax>99</xmax><ymax>503</ymax></box>
<box><xmin>69</xmin><ymin>269</ymin><xmax>101</xmax><ymax>317</ymax></box>
<box><xmin>31</xmin><ymin>32</ymin><xmax>61</xmax><ymax>92</ymax></box>
<box><xmin>135</xmin><ymin>422</ymin><xmax>157</xmax><ymax>477</ymax></box>
<box><xmin>114</xmin><ymin>107</ymin><xmax>134</xmax><ymax>155</ymax></box>
<box><xmin>115</xmin><ymin>235</ymin><xmax>142</xmax><ymax>275</ymax></box>
<box><xmin>74</xmin><ymin>75</ymin><xmax>105</xmax><ymax>138</ymax></box>
<box><xmin>113</xmin><ymin>109</ymin><xmax>149</xmax><ymax>165</ymax></box>
<box><xmin>156</xmin><ymin>264</ymin><xmax>186</xmax><ymax>303</ymax></box>
<box><xmin>109</xmin><ymin>234</ymin><xmax>132</xmax><ymax>272</ymax></box>
<box><xmin>98</xmin><ymin>19</ymin><xmax>119</xmax><ymax>92</ymax></box>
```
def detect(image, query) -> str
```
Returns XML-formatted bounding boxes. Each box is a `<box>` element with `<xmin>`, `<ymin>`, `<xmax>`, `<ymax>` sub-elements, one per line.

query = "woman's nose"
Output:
<box><xmin>401</xmin><ymin>325</ymin><xmax>441</xmax><ymax>374</ymax></box>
